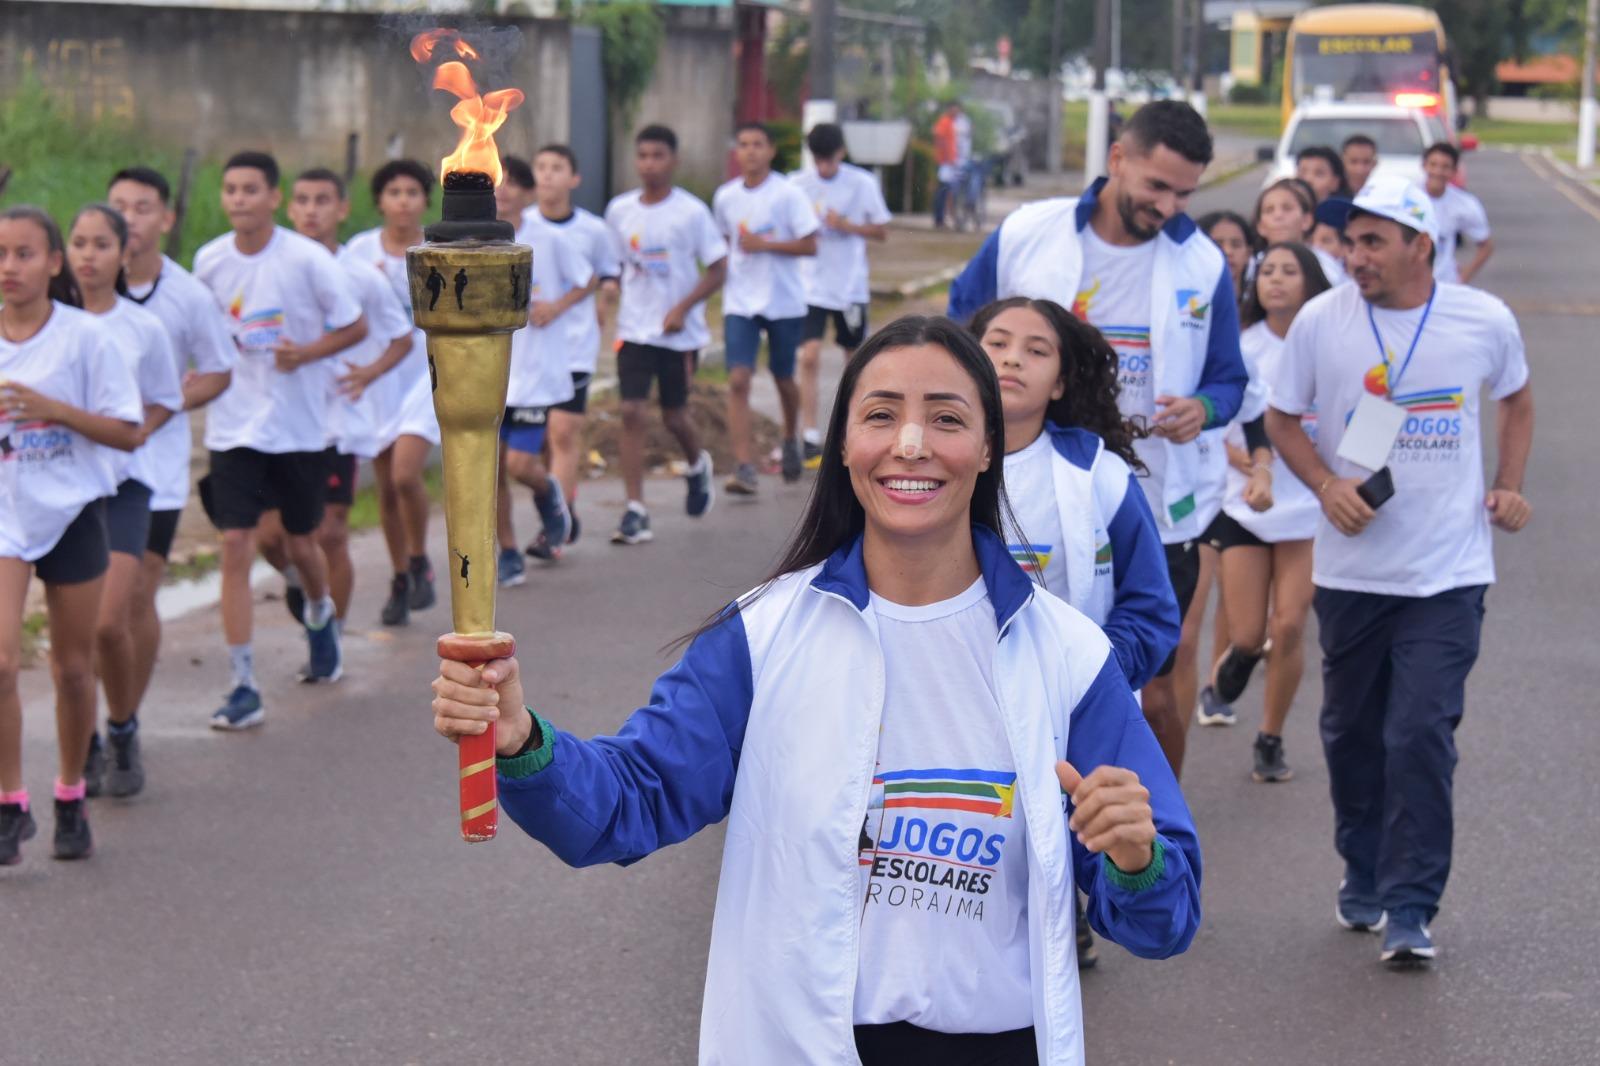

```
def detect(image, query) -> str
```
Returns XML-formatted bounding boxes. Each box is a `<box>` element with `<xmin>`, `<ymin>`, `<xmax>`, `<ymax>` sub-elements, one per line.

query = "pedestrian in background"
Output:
<box><xmin>1423</xmin><ymin>142</ymin><xmax>1494</xmax><ymax>286</ymax></box>
<box><xmin>931</xmin><ymin>100</ymin><xmax>971</xmax><ymax>230</ymax></box>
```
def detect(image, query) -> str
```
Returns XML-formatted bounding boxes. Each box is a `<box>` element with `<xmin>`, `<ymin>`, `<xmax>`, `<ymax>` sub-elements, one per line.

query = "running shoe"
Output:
<box><xmin>686</xmin><ymin>450</ymin><xmax>715</xmax><ymax>517</ymax></box>
<box><xmin>1212</xmin><ymin>644</ymin><xmax>1265</xmax><ymax>704</ymax></box>
<box><xmin>781</xmin><ymin>439</ymin><xmax>804</xmax><ymax>483</ymax></box>
<box><xmin>1381</xmin><ymin>908</ymin><xmax>1436</xmax><ymax>964</ymax></box>
<box><xmin>1075</xmin><ymin>895</ymin><xmax>1098</xmax><ymax>970</ymax></box>
<box><xmin>51</xmin><ymin>798</ymin><xmax>92</xmax><ymax>860</ymax></box>
<box><xmin>408</xmin><ymin>557</ymin><xmax>437</xmax><ymax>611</ymax></box>
<box><xmin>1252</xmin><ymin>732</ymin><xmax>1293</xmax><ymax>783</ymax></box>
<box><xmin>83</xmin><ymin>732</ymin><xmax>106</xmax><ymax>798</ymax></box>
<box><xmin>1195</xmin><ymin>685</ymin><xmax>1237</xmax><ymax>727</ymax></box>
<box><xmin>106</xmin><ymin>728</ymin><xmax>145</xmax><ymax>798</ymax></box>
<box><xmin>301</xmin><ymin>616</ymin><xmax>342</xmax><ymax>684</ymax></box>
<box><xmin>284</xmin><ymin>576</ymin><xmax>306</xmax><ymax>626</ymax></box>
<box><xmin>498</xmin><ymin>547</ymin><xmax>527</xmax><ymax>588</ymax></box>
<box><xmin>535</xmin><ymin>478</ymin><xmax>570</xmax><ymax>551</ymax></box>
<box><xmin>726</xmin><ymin>463</ymin><xmax>760</xmax><ymax>496</ymax></box>
<box><xmin>611</xmin><ymin>505</ymin><xmax>654</xmax><ymax>545</ymax></box>
<box><xmin>211</xmin><ymin>685</ymin><xmax>264</xmax><ymax>731</ymax></box>
<box><xmin>803</xmin><ymin>439</ymin><xmax>824</xmax><ymax>470</ymax></box>
<box><xmin>0</xmin><ymin>802</ymin><xmax>36</xmax><ymax>865</ymax></box>
<box><xmin>1335</xmin><ymin>877</ymin><xmax>1387</xmax><ymax>933</ymax></box>
<box><xmin>567</xmin><ymin>510</ymin><xmax>582</xmax><ymax>545</ymax></box>
<box><xmin>525</xmin><ymin>533</ymin><xmax>559</xmax><ymax>562</ymax></box>
<box><xmin>380</xmin><ymin>573</ymin><xmax>411</xmax><ymax>627</ymax></box>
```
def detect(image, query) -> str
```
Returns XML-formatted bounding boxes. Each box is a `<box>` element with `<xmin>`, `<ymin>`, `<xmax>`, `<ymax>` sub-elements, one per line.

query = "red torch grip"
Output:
<box><xmin>439</xmin><ymin>632</ymin><xmax>517</xmax><ymax>843</ymax></box>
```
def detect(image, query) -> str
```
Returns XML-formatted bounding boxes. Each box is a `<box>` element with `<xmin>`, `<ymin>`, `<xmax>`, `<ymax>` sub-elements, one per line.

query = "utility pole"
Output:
<box><xmin>804</xmin><ymin>0</ymin><xmax>838</xmax><ymax>164</ymax></box>
<box><xmin>1188</xmin><ymin>0</ymin><xmax>1206</xmax><ymax>115</ymax></box>
<box><xmin>1171</xmin><ymin>0</ymin><xmax>1185</xmax><ymax>88</ymax></box>
<box><xmin>1581</xmin><ymin>0</ymin><xmax>1598</xmax><ymax>168</ymax></box>
<box><xmin>1085</xmin><ymin>0</ymin><xmax>1113</xmax><ymax>187</ymax></box>
<box><xmin>1047</xmin><ymin>0</ymin><xmax>1065</xmax><ymax>175</ymax></box>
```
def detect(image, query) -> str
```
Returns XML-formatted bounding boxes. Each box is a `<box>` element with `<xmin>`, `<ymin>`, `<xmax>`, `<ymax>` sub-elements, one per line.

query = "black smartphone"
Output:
<box><xmin>1357</xmin><ymin>466</ymin><xmax>1395</xmax><ymax>510</ymax></box>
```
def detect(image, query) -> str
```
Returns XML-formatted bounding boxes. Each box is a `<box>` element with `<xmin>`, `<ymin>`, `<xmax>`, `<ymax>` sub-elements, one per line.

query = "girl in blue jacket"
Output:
<box><xmin>431</xmin><ymin>315</ymin><xmax>1201</xmax><ymax>1066</ymax></box>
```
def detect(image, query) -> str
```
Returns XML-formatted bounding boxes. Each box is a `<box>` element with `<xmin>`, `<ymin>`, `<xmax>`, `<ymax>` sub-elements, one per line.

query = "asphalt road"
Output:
<box><xmin>8</xmin><ymin>149</ymin><xmax>1598</xmax><ymax>1065</ymax></box>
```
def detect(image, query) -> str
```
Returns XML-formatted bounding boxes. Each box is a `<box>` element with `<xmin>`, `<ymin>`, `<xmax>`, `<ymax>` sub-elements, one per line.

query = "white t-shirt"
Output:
<box><xmin>1222</xmin><ymin>321</ymin><xmax>1320</xmax><ymax>542</ymax></box>
<box><xmin>195</xmin><ymin>227</ymin><xmax>363</xmax><ymax>454</ymax></box>
<box><xmin>1313</xmin><ymin>247</ymin><xmax>1349</xmax><ymax>287</ymax></box>
<box><xmin>711</xmin><ymin>172</ymin><xmax>820</xmax><ymax>320</ymax></box>
<box><xmin>1003</xmin><ymin>431</ymin><xmax>1069</xmax><ymax>599</ymax></box>
<box><xmin>341</xmin><ymin>227</ymin><xmax>428</xmax><ymax>392</ymax></box>
<box><xmin>507</xmin><ymin>213</ymin><xmax>595</xmax><ymax>408</ymax></box>
<box><xmin>93</xmin><ymin>298</ymin><xmax>184</xmax><ymax>491</ymax></box>
<box><xmin>388</xmin><ymin>368</ymin><xmax>441</xmax><ymax>447</ymax></box>
<box><xmin>605</xmin><ymin>187</ymin><xmax>728</xmax><ymax>352</ymax></box>
<box><xmin>1269</xmin><ymin>282</ymin><xmax>1529</xmax><ymax>596</ymax></box>
<box><xmin>1429</xmin><ymin>185</ymin><xmax>1491</xmax><ymax>285</ymax></box>
<box><xmin>855</xmin><ymin>578</ymin><xmax>1031</xmax><ymax>1035</ymax></box>
<box><xmin>0</xmin><ymin>303</ymin><xmax>142</xmax><ymax>561</ymax></box>
<box><xmin>326</xmin><ymin>254</ymin><xmax>416</xmax><ymax>459</ymax></box>
<box><xmin>524</xmin><ymin>206</ymin><xmax>622</xmax><ymax>375</ymax></box>
<box><xmin>125</xmin><ymin>256</ymin><xmax>237</xmax><ymax>510</ymax></box>
<box><xmin>791</xmin><ymin>163</ymin><xmax>892</xmax><ymax>310</ymax></box>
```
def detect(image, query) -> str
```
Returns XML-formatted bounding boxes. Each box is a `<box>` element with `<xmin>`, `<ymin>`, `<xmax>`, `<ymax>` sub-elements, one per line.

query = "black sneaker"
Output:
<box><xmin>284</xmin><ymin>578</ymin><xmax>306</xmax><ymax>626</ymax></box>
<box><xmin>686</xmin><ymin>450</ymin><xmax>715</xmax><ymax>517</ymax></box>
<box><xmin>408</xmin><ymin>557</ymin><xmax>437</xmax><ymax>611</ymax></box>
<box><xmin>380</xmin><ymin>573</ymin><xmax>411</xmax><ymax>627</ymax></box>
<box><xmin>611</xmin><ymin>506</ymin><xmax>653</xmax><ymax>545</ymax></box>
<box><xmin>525</xmin><ymin>533</ymin><xmax>559</xmax><ymax>562</ymax></box>
<box><xmin>51</xmin><ymin>798</ymin><xmax>92</xmax><ymax>860</ymax></box>
<box><xmin>0</xmin><ymin>802</ymin><xmax>37</xmax><ymax>865</ymax></box>
<box><xmin>1252</xmin><ymin>732</ymin><xmax>1293</xmax><ymax>783</ymax></box>
<box><xmin>1075</xmin><ymin>895</ymin><xmax>1098</xmax><ymax>970</ymax></box>
<box><xmin>781</xmin><ymin>439</ymin><xmax>803</xmax><ymax>483</ymax></box>
<box><xmin>567</xmin><ymin>510</ymin><xmax>581</xmax><ymax>545</ymax></box>
<box><xmin>83</xmin><ymin>732</ymin><xmax>106</xmax><ymax>798</ymax></box>
<box><xmin>1212</xmin><ymin>644</ymin><xmax>1265</xmax><ymax>704</ymax></box>
<box><xmin>107</xmin><ymin>728</ymin><xmax>145</xmax><ymax>798</ymax></box>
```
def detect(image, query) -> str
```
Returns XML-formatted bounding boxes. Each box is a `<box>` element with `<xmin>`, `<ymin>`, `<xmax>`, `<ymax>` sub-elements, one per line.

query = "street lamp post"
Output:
<box><xmin>1085</xmin><ymin>0</ymin><xmax>1113</xmax><ymax>186</ymax></box>
<box><xmin>1581</xmin><ymin>0</ymin><xmax>1598</xmax><ymax>168</ymax></box>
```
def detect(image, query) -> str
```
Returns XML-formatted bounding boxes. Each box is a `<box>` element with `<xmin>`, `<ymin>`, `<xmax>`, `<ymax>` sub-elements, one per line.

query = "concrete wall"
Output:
<box><xmin>969</xmin><ymin>70</ymin><xmax>1055</xmax><ymax>172</ymax></box>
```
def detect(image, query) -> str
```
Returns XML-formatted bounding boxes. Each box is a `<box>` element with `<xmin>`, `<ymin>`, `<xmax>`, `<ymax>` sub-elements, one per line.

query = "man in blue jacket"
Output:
<box><xmin>949</xmin><ymin>101</ymin><xmax>1248</xmax><ymax>776</ymax></box>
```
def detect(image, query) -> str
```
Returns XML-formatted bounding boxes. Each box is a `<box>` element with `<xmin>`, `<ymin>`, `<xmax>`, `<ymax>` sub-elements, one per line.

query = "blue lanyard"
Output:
<box><xmin>1366</xmin><ymin>285</ymin><xmax>1436</xmax><ymax>398</ymax></box>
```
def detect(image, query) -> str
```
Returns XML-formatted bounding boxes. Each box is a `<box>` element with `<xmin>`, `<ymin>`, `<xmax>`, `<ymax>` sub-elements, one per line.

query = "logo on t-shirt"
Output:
<box><xmin>1094</xmin><ymin>538</ymin><xmax>1113</xmax><ymax>577</ymax></box>
<box><xmin>1175</xmin><ymin>288</ymin><xmax>1210</xmax><ymax>328</ymax></box>
<box><xmin>1008</xmin><ymin>542</ymin><xmax>1053</xmax><ymax>574</ymax></box>
<box><xmin>1071</xmin><ymin>278</ymin><xmax>1100</xmax><ymax>320</ymax></box>
<box><xmin>0</xmin><ymin>419</ymin><xmax>73</xmax><ymax>465</ymax></box>
<box><xmin>625</xmin><ymin>233</ymin><xmax>671</xmax><ymax>278</ymax></box>
<box><xmin>1101</xmin><ymin>325</ymin><xmax>1152</xmax><ymax>396</ymax></box>
<box><xmin>1358</xmin><ymin>363</ymin><xmax>1465</xmax><ymax>462</ymax></box>
<box><xmin>228</xmin><ymin>292</ymin><xmax>286</xmax><ymax>352</ymax></box>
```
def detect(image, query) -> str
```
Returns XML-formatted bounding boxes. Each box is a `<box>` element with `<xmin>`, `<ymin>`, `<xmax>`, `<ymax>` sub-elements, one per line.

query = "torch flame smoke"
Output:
<box><xmin>410</xmin><ymin>29</ymin><xmax>523</xmax><ymax>186</ymax></box>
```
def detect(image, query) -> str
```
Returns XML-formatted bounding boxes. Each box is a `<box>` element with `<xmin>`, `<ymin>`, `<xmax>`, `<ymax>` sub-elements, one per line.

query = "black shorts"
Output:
<box><xmin>617</xmin><ymin>342</ymin><xmax>695</xmax><ymax>409</ymax></box>
<box><xmin>34</xmin><ymin>499</ymin><xmax>109</xmax><ymax>586</ymax></box>
<box><xmin>322</xmin><ymin>447</ymin><xmax>358</xmax><ymax>508</ymax></box>
<box><xmin>802</xmin><ymin>303</ymin><xmax>869</xmax><ymax>350</ymax></box>
<box><xmin>551</xmin><ymin>372</ymin><xmax>593</xmax><ymax>415</ymax></box>
<box><xmin>1203</xmin><ymin>511</ymin><xmax>1267</xmax><ymax>553</ymax></box>
<box><xmin>1154</xmin><ymin>538</ymin><xmax>1203</xmax><ymax>678</ymax></box>
<box><xmin>147</xmin><ymin>508</ymin><xmax>181</xmax><ymax>560</ymax></box>
<box><xmin>105</xmin><ymin>478</ymin><xmax>154</xmax><ymax>558</ymax></box>
<box><xmin>202</xmin><ymin>448</ymin><xmax>327</xmax><ymax>536</ymax></box>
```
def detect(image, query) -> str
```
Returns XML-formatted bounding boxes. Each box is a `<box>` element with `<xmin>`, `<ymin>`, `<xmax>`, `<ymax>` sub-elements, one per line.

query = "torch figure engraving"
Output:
<box><xmin>406</xmin><ymin>30</ymin><xmax>531</xmax><ymax>843</ymax></box>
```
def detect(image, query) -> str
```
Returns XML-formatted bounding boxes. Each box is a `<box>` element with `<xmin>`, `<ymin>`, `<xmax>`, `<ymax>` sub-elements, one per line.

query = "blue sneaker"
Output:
<box><xmin>1335</xmin><ymin>877</ymin><xmax>1387</xmax><ymax>933</ymax></box>
<box><xmin>211</xmin><ymin>685</ymin><xmax>264</xmax><ymax>731</ymax></box>
<box><xmin>686</xmin><ymin>450</ymin><xmax>715</xmax><ymax>517</ymax></box>
<box><xmin>1195</xmin><ymin>685</ymin><xmax>1237</xmax><ymax>727</ymax></box>
<box><xmin>498</xmin><ymin>547</ymin><xmax>527</xmax><ymax>587</ymax></box>
<box><xmin>301</xmin><ymin>618</ymin><xmax>342</xmax><ymax>684</ymax></box>
<box><xmin>611</xmin><ymin>504</ymin><xmax>653</xmax><ymax>545</ymax></box>
<box><xmin>535</xmin><ymin>478</ymin><xmax>570</xmax><ymax>552</ymax></box>
<box><xmin>1381</xmin><ymin>908</ymin><xmax>1436</xmax><ymax>964</ymax></box>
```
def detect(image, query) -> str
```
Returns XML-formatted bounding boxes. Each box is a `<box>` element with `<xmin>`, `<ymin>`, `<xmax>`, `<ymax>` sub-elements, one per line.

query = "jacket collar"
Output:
<box><xmin>811</xmin><ymin>526</ymin><xmax>1034</xmax><ymax>634</ymax></box>
<box><xmin>1043</xmin><ymin>421</ymin><xmax>1103</xmax><ymax>471</ymax></box>
<box><xmin>1074</xmin><ymin>176</ymin><xmax>1198</xmax><ymax>243</ymax></box>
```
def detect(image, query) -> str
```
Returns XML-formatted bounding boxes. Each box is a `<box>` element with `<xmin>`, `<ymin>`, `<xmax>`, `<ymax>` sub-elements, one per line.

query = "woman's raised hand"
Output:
<box><xmin>1057</xmin><ymin>760</ymin><xmax>1156</xmax><ymax>875</ymax></box>
<box><xmin>431</xmin><ymin>656</ymin><xmax>533</xmax><ymax>757</ymax></box>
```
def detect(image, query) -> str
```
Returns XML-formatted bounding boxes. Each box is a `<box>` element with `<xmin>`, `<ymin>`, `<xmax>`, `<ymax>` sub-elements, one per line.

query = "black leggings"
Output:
<box><xmin>855</xmin><ymin>1022</ymin><xmax>1039</xmax><ymax>1065</ymax></box>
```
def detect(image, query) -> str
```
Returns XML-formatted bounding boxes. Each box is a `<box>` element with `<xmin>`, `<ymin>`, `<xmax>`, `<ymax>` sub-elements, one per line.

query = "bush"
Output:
<box><xmin>883</xmin><ymin>138</ymin><xmax>938</xmax><ymax>214</ymax></box>
<box><xmin>767</xmin><ymin>118</ymin><xmax>803</xmax><ymax>174</ymax></box>
<box><xmin>1228</xmin><ymin>81</ymin><xmax>1272</xmax><ymax>104</ymax></box>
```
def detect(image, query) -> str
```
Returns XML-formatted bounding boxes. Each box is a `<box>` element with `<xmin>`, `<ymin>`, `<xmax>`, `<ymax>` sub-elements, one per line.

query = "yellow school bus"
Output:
<box><xmin>1282</xmin><ymin>4</ymin><xmax>1456</xmax><ymax>132</ymax></box>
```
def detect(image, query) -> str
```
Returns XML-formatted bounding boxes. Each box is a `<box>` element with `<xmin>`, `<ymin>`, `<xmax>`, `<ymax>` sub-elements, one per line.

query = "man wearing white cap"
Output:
<box><xmin>1263</xmin><ymin>175</ymin><xmax>1535</xmax><ymax>966</ymax></box>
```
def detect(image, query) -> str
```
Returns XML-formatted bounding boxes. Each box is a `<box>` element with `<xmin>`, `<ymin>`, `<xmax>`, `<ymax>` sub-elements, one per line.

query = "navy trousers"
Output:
<box><xmin>1314</xmin><ymin>584</ymin><xmax>1486</xmax><ymax>919</ymax></box>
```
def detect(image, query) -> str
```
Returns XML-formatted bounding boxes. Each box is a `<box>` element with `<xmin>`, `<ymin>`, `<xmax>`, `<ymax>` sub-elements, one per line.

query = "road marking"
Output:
<box><xmin>1522</xmin><ymin>152</ymin><xmax>1600</xmax><ymax>226</ymax></box>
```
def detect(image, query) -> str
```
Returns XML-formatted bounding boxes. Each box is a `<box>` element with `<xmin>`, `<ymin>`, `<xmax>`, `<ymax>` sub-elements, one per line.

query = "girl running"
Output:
<box><xmin>1197</xmin><ymin>243</ymin><xmax>1331</xmax><ymax>783</ymax></box>
<box><xmin>67</xmin><ymin>205</ymin><xmax>184</xmax><ymax>799</ymax></box>
<box><xmin>0</xmin><ymin>206</ymin><xmax>142</xmax><ymax>862</ymax></box>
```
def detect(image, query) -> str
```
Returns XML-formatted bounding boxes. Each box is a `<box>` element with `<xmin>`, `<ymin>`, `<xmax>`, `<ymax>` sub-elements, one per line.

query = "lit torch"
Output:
<box><xmin>407</xmin><ymin>29</ymin><xmax>529</xmax><ymax>843</ymax></box>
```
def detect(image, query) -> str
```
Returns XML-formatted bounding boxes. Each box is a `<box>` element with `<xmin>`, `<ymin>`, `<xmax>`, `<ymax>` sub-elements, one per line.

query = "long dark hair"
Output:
<box><xmin>669</xmin><ymin>315</ymin><xmax>1013</xmax><ymax>652</ymax></box>
<box><xmin>0</xmin><ymin>205</ymin><xmax>82</xmax><ymax>308</ymax></box>
<box><xmin>70</xmin><ymin>203</ymin><xmax>131</xmax><ymax>297</ymax></box>
<box><xmin>968</xmin><ymin>297</ymin><xmax>1147</xmax><ymax>473</ymax></box>
<box><xmin>1240</xmin><ymin>241</ymin><xmax>1332</xmax><ymax>329</ymax></box>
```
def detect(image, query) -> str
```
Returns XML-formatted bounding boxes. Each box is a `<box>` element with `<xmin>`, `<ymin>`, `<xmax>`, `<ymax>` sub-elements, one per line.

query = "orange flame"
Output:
<box><xmin>411</xmin><ymin>30</ymin><xmax>523</xmax><ymax>185</ymax></box>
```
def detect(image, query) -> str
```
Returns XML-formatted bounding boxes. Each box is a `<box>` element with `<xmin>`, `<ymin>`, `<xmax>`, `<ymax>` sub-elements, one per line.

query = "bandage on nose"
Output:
<box><xmin>896</xmin><ymin>422</ymin><xmax>925</xmax><ymax>459</ymax></box>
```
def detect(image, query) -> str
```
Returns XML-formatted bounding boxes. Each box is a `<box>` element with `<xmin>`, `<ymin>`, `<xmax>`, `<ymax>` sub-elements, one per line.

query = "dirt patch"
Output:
<box><xmin>583</xmin><ymin>381</ymin><xmax>784</xmax><ymax>479</ymax></box>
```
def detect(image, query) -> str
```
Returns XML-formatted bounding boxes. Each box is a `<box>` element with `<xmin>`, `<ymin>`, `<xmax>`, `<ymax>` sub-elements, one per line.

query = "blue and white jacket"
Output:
<box><xmin>949</xmin><ymin>179</ymin><xmax>1248</xmax><ymax>532</ymax></box>
<box><xmin>498</xmin><ymin>528</ymin><xmax>1203</xmax><ymax>1066</ymax></box>
<box><xmin>1025</xmin><ymin>423</ymin><xmax>1181</xmax><ymax>690</ymax></box>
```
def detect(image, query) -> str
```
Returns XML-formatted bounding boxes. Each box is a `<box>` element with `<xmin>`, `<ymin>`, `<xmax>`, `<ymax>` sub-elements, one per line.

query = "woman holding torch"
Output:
<box><xmin>431</xmin><ymin>315</ymin><xmax>1201</xmax><ymax>1064</ymax></box>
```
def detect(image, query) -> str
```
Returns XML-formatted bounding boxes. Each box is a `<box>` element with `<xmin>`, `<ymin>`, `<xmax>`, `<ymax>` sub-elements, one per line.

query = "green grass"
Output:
<box><xmin>347</xmin><ymin>466</ymin><xmax>444</xmax><ymax>533</ymax></box>
<box><xmin>1462</xmin><ymin>117</ymin><xmax>1579</xmax><ymax>148</ymax></box>
<box><xmin>0</xmin><ymin>79</ymin><xmax>434</xmax><ymax>268</ymax></box>
<box><xmin>1206</xmin><ymin>102</ymin><xmax>1283</xmax><ymax>140</ymax></box>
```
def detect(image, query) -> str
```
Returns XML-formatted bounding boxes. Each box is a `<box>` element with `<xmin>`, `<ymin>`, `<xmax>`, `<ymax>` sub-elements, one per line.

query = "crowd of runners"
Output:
<box><xmin>2</xmin><ymin>98</ymin><xmax>1532</xmax><ymax>984</ymax></box>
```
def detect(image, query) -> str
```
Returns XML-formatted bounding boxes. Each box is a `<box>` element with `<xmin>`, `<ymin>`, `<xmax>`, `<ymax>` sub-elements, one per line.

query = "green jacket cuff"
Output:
<box><xmin>1102</xmin><ymin>837</ymin><xmax>1167</xmax><ymax>894</ymax></box>
<box><xmin>496</xmin><ymin>708</ymin><xmax>555</xmax><ymax>779</ymax></box>
<box><xmin>1197</xmin><ymin>394</ymin><xmax>1218</xmax><ymax>429</ymax></box>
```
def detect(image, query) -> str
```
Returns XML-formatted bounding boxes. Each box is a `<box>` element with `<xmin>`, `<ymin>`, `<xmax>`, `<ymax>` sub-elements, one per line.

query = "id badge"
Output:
<box><xmin>1336</xmin><ymin>392</ymin><xmax>1406</xmax><ymax>472</ymax></box>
